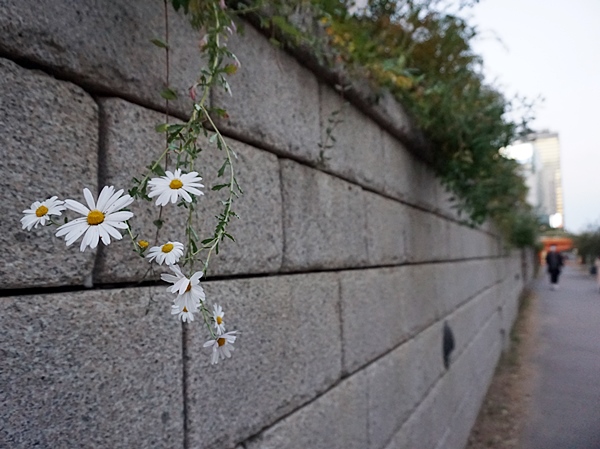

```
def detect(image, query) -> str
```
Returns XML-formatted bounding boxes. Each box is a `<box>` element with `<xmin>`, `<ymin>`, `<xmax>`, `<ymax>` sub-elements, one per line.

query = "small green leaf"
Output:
<box><xmin>150</xmin><ymin>38</ymin><xmax>169</xmax><ymax>49</ymax></box>
<box><xmin>201</xmin><ymin>238</ymin><xmax>214</xmax><ymax>245</ymax></box>
<box><xmin>153</xmin><ymin>219</ymin><xmax>164</xmax><ymax>229</ymax></box>
<box><xmin>149</xmin><ymin>162</ymin><xmax>166</xmax><ymax>177</ymax></box>
<box><xmin>160</xmin><ymin>88</ymin><xmax>178</xmax><ymax>101</ymax></box>
<box><xmin>155</xmin><ymin>123</ymin><xmax>169</xmax><ymax>133</ymax></box>
<box><xmin>217</xmin><ymin>160</ymin><xmax>228</xmax><ymax>177</ymax></box>
<box><xmin>211</xmin><ymin>184</ymin><xmax>229</xmax><ymax>191</ymax></box>
<box><xmin>224</xmin><ymin>233</ymin><xmax>235</xmax><ymax>242</ymax></box>
<box><xmin>168</xmin><ymin>124</ymin><xmax>185</xmax><ymax>133</ymax></box>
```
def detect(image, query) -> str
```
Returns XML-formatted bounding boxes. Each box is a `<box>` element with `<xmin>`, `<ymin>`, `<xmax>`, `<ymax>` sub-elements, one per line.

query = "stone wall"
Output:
<box><xmin>0</xmin><ymin>2</ymin><xmax>535</xmax><ymax>448</ymax></box>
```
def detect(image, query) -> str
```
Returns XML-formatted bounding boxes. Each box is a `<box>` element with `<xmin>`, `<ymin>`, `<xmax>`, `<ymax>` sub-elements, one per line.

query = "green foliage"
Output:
<box><xmin>574</xmin><ymin>228</ymin><xmax>600</xmax><ymax>262</ymax></box>
<box><xmin>504</xmin><ymin>208</ymin><xmax>541</xmax><ymax>248</ymax></box>
<box><xmin>246</xmin><ymin>0</ymin><xmax>538</xmax><ymax>242</ymax></box>
<box><xmin>313</xmin><ymin>0</ymin><xmax>534</xmax><ymax>225</ymax></box>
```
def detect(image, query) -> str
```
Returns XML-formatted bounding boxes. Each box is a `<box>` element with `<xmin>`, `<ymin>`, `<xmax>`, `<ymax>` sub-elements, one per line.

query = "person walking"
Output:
<box><xmin>545</xmin><ymin>245</ymin><xmax>564</xmax><ymax>290</ymax></box>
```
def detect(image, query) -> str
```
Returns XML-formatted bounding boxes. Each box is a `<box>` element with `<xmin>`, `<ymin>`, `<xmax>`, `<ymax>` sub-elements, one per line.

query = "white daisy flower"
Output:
<box><xmin>148</xmin><ymin>168</ymin><xmax>204</xmax><ymax>206</ymax></box>
<box><xmin>160</xmin><ymin>265</ymin><xmax>206</xmax><ymax>302</ymax></box>
<box><xmin>212</xmin><ymin>304</ymin><xmax>226</xmax><ymax>335</ymax></box>
<box><xmin>55</xmin><ymin>186</ymin><xmax>134</xmax><ymax>252</ymax></box>
<box><xmin>172</xmin><ymin>287</ymin><xmax>202</xmax><ymax>318</ymax></box>
<box><xmin>146</xmin><ymin>241</ymin><xmax>184</xmax><ymax>265</ymax></box>
<box><xmin>203</xmin><ymin>331</ymin><xmax>237</xmax><ymax>364</ymax></box>
<box><xmin>21</xmin><ymin>196</ymin><xmax>65</xmax><ymax>231</ymax></box>
<box><xmin>171</xmin><ymin>302</ymin><xmax>198</xmax><ymax>323</ymax></box>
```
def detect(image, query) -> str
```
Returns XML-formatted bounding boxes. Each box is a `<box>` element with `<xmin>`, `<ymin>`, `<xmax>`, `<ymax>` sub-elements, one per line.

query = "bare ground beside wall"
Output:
<box><xmin>0</xmin><ymin>1</ymin><xmax>534</xmax><ymax>448</ymax></box>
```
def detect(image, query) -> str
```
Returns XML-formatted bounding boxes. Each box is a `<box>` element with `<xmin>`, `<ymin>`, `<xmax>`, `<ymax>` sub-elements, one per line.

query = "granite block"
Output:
<box><xmin>185</xmin><ymin>273</ymin><xmax>342</xmax><ymax>449</ymax></box>
<box><xmin>403</xmin><ymin>264</ymin><xmax>440</xmax><ymax>334</ymax></box>
<box><xmin>404</xmin><ymin>207</ymin><xmax>435</xmax><ymax>263</ymax></box>
<box><xmin>411</xmin><ymin>321</ymin><xmax>446</xmax><ymax>400</ymax></box>
<box><xmin>0</xmin><ymin>58</ymin><xmax>97</xmax><ymax>288</ymax></box>
<box><xmin>384</xmin><ymin>314</ymin><xmax>499</xmax><ymax>449</ymax></box>
<box><xmin>380</xmin><ymin>131</ymin><xmax>436</xmax><ymax>208</ymax></box>
<box><xmin>212</xmin><ymin>24</ymin><xmax>320</xmax><ymax>164</ymax></box>
<box><xmin>365</xmin><ymin>192</ymin><xmax>409</xmax><ymax>266</ymax></box>
<box><xmin>94</xmin><ymin>97</ymin><xmax>282</xmax><ymax>283</ymax></box>
<box><xmin>366</xmin><ymin>344</ymin><xmax>420</xmax><ymax>449</ymax></box>
<box><xmin>340</xmin><ymin>267</ymin><xmax>411</xmax><ymax>374</ymax></box>
<box><xmin>0</xmin><ymin>0</ymin><xmax>200</xmax><ymax>117</ymax></box>
<box><xmin>0</xmin><ymin>287</ymin><xmax>183</xmax><ymax>448</ymax></box>
<box><xmin>319</xmin><ymin>84</ymin><xmax>386</xmax><ymax>189</ymax></box>
<box><xmin>246</xmin><ymin>372</ymin><xmax>368</xmax><ymax>449</ymax></box>
<box><xmin>446</xmin><ymin>288</ymin><xmax>495</xmax><ymax>358</ymax></box>
<box><xmin>280</xmin><ymin>159</ymin><xmax>368</xmax><ymax>271</ymax></box>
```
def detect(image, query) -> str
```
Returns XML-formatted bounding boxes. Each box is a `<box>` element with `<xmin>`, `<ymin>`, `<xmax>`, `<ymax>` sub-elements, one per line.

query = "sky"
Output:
<box><xmin>468</xmin><ymin>0</ymin><xmax>600</xmax><ymax>233</ymax></box>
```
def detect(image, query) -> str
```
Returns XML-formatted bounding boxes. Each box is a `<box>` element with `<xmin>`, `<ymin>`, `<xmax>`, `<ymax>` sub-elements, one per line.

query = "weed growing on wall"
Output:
<box><xmin>254</xmin><ymin>0</ymin><xmax>540</xmax><ymax>245</ymax></box>
<box><xmin>21</xmin><ymin>0</ymin><xmax>246</xmax><ymax>365</ymax></box>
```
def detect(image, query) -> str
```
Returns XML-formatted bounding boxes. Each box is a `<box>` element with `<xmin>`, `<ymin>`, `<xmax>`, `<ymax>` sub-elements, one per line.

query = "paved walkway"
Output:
<box><xmin>521</xmin><ymin>264</ymin><xmax>600</xmax><ymax>449</ymax></box>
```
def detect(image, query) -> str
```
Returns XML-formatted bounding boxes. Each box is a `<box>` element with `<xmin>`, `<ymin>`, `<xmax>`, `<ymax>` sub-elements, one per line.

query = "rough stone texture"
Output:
<box><xmin>0</xmin><ymin>287</ymin><xmax>183</xmax><ymax>448</ymax></box>
<box><xmin>246</xmin><ymin>372</ymin><xmax>368</xmax><ymax>449</ymax></box>
<box><xmin>403</xmin><ymin>264</ymin><xmax>441</xmax><ymax>335</ymax></box>
<box><xmin>435</xmin><ymin>260</ymin><xmax>498</xmax><ymax>317</ymax></box>
<box><xmin>384</xmin><ymin>311</ymin><xmax>502</xmax><ymax>449</ymax></box>
<box><xmin>371</xmin><ymin>91</ymin><xmax>414</xmax><ymax>141</ymax></box>
<box><xmin>185</xmin><ymin>273</ymin><xmax>342</xmax><ymax>449</ymax></box>
<box><xmin>319</xmin><ymin>84</ymin><xmax>386</xmax><ymax>189</ymax></box>
<box><xmin>366</xmin><ymin>343</ymin><xmax>420</xmax><ymax>449</ymax></box>
<box><xmin>212</xmin><ymin>24</ymin><xmax>321</xmax><ymax>164</ymax></box>
<box><xmin>0</xmin><ymin>0</ymin><xmax>200</xmax><ymax>117</ymax></box>
<box><xmin>94</xmin><ymin>98</ymin><xmax>283</xmax><ymax>283</ymax></box>
<box><xmin>405</xmin><ymin>207</ymin><xmax>442</xmax><ymax>263</ymax></box>
<box><xmin>446</xmin><ymin>285</ymin><xmax>498</xmax><ymax>361</ymax></box>
<box><xmin>364</xmin><ymin>192</ymin><xmax>409</xmax><ymax>266</ymax></box>
<box><xmin>280</xmin><ymin>159</ymin><xmax>368</xmax><ymax>271</ymax></box>
<box><xmin>381</xmin><ymin>131</ymin><xmax>437</xmax><ymax>209</ymax></box>
<box><xmin>340</xmin><ymin>267</ymin><xmax>411</xmax><ymax>374</ymax></box>
<box><xmin>0</xmin><ymin>58</ymin><xmax>97</xmax><ymax>289</ymax></box>
<box><xmin>435</xmin><ymin>313</ymin><xmax>502</xmax><ymax>449</ymax></box>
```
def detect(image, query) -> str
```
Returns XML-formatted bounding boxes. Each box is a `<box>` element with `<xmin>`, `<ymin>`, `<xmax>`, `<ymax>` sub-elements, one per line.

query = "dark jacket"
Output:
<box><xmin>546</xmin><ymin>251</ymin><xmax>564</xmax><ymax>272</ymax></box>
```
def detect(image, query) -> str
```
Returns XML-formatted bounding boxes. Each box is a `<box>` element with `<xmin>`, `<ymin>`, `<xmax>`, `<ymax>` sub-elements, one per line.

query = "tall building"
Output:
<box><xmin>503</xmin><ymin>131</ymin><xmax>564</xmax><ymax>228</ymax></box>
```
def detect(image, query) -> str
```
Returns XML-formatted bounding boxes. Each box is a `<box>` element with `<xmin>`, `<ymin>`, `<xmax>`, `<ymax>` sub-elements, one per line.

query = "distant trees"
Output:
<box><xmin>574</xmin><ymin>228</ymin><xmax>600</xmax><ymax>264</ymax></box>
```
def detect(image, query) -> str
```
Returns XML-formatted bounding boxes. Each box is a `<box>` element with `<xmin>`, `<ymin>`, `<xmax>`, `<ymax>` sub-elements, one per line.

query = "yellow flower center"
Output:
<box><xmin>161</xmin><ymin>243</ymin><xmax>174</xmax><ymax>253</ymax></box>
<box><xmin>138</xmin><ymin>240</ymin><xmax>149</xmax><ymax>249</ymax></box>
<box><xmin>182</xmin><ymin>306</ymin><xmax>188</xmax><ymax>313</ymax></box>
<box><xmin>169</xmin><ymin>179</ymin><xmax>183</xmax><ymax>189</ymax></box>
<box><xmin>216</xmin><ymin>316</ymin><xmax>223</xmax><ymax>325</ymax></box>
<box><xmin>217</xmin><ymin>337</ymin><xmax>226</xmax><ymax>347</ymax></box>
<box><xmin>35</xmin><ymin>205</ymin><xmax>49</xmax><ymax>217</ymax></box>
<box><xmin>185</xmin><ymin>283</ymin><xmax>192</xmax><ymax>293</ymax></box>
<box><xmin>87</xmin><ymin>209</ymin><xmax>105</xmax><ymax>225</ymax></box>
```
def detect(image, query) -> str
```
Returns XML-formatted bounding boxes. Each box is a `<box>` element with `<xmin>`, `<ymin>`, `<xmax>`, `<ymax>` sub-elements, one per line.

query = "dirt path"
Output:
<box><xmin>465</xmin><ymin>288</ymin><xmax>538</xmax><ymax>449</ymax></box>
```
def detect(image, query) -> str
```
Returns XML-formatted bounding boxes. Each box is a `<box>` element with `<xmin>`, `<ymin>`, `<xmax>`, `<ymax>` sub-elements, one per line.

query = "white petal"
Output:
<box><xmin>183</xmin><ymin>186</ymin><xmax>204</xmax><ymax>196</ymax></box>
<box><xmin>161</xmin><ymin>274</ymin><xmax>180</xmax><ymax>283</ymax></box>
<box><xmin>64</xmin><ymin>199</ymin><xmax>90</xmax><ymax>216</ymax></box>
<box><xmin>105</xmin><ymin>211</ymin><xmax>134</xmax><ymax>222</ymax></box>
<box><xmin>102</xmin><ymin>223</ymin><xmax>124</xmax><ymax>240</ymax></box>
<box><xmin>97</xmin><ymin>224</ymin><xmax>111</xmax><ymax>246</ymax></box>
<box><xmin>179</xmin><ymin>190</ymin><xmax>192</xmax><ymax>203</ymax></box>
<box><xmin>105</xmin><ymin>221</ymin><xmax>128</xmax><ymax>229</ymax></box>
<box><xmin>156</xmin><ymin>191</ymin><xmax>171</xmax><ymax>206</ymax></box>
<box><xmin>105</xmin><ymin>193</ymin><xmax>133</xmax><ymax>215</ymax></box>
<box><xmin>83</xmin><ymin>188</ymin><xmax>97</xmax><ymax>210</ymax></box>
<box><xmin>95</xmin><ymin>186</ymin><xmax>114</xmax><ymax>211</ymax></box>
